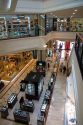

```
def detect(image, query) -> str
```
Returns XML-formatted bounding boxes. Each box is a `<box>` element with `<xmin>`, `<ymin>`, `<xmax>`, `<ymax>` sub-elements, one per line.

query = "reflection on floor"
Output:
<box><xmin>0</xmin><ymin>61</ymin><xmax>66</xmax><ymax>125</ymax></box>
<box><xmin>46</xmin><ymin>72</ymin><xmax>66</xmax><ymax>125</ymax></box>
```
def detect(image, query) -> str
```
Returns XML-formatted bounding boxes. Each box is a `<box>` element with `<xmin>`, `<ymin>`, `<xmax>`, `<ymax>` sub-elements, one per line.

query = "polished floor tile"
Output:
<box><xmin>46</xmin><ymin>72</ymin><xmax>66</xmax><ymax>125</ymax></box>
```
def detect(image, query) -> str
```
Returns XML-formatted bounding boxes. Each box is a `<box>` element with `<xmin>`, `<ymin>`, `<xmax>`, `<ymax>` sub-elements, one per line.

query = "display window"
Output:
<box><xmin>26</xmin><ymin>83</ymin><xmax>35</xmax><ymax>96</ymax></box>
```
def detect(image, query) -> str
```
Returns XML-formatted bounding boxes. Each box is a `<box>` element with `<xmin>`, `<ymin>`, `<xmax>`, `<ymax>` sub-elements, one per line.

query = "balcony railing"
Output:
<box><xmin>0</xmin><ymin>30</ymin><xmax>83</xmax><ymax>41</ymax></box>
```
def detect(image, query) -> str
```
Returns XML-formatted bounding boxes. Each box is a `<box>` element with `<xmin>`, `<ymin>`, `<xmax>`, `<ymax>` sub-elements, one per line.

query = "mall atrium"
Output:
<box><xmin>0</xmin><ymin>0</ymin><xmax>83</xmax><ymax>125</ymax></box>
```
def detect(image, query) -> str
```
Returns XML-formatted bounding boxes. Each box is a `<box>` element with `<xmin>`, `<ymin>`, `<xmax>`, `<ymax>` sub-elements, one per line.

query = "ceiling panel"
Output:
<box><xmin>47</xmin><ymin>6</ymin><xmax>83</xmax><ymax>18</ymax></box>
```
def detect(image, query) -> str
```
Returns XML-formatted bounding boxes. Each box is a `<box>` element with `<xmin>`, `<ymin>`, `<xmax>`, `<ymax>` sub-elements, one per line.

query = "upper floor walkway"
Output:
<box><xmin>0</xmin><ymin>31</ymin><xmax>82</xmax><ymax>55</ymax></box>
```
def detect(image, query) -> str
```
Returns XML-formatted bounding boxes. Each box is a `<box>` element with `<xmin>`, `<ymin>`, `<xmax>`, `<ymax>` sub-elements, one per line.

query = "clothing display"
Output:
<box><xmin>7</xmin><ymin>93</ymin><xmax>17</xmax><ymax>108</ymax></box>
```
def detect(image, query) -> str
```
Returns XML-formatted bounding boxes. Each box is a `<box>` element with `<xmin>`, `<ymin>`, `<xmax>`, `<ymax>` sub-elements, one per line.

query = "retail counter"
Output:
<box><xmin>7</xmin><ymin>93</ymin><xmax>17</xmax><ymax>108</ymax></box>
<box><xmin>13</xmin><ymin>109</ymin><xmax>30</xmax><ymax>124</ymax></box>
<box><xmin>21</xmin><ymin>99</ymin><xmax>35</xmax><ymax>113</ymax></box>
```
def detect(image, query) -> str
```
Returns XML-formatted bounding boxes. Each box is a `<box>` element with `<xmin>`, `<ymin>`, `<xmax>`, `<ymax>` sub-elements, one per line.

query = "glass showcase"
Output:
<box><xmin>26</xmin><ymin>83</ymin><xmax>35</xmax><ymax>96</ymax></box>
<box><xmin>25</xmin><ymin>71</ymin><xmax>44</xmax><ymax>100</ymax></box>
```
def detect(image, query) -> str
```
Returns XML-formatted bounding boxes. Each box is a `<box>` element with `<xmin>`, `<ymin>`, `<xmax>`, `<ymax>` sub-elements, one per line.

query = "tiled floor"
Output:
<box><xmin>46</xmin><ymin>72</ymin><xmax>66</xmax><ymax>125</ymax></box>
<box><xmin>0</xmin><ymin>61</ymin><xmax>66</xmax><ymax>125</ymax></box>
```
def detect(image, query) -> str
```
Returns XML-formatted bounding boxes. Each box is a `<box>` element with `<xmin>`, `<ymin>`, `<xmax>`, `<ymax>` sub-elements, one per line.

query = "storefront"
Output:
<box><xmin>0</xmin><ymin>51</ymin><xmax>33</xmax><ymax>81</ymax></box>
<box><xmin>0</xmin><ymin>14</ymin><xmax>45</xmax><ymax>39</ymax></box>
<box><xmin>54</xmin><ymin>40</ymin><xmax>74</xmax><ymax>60</ymax></box>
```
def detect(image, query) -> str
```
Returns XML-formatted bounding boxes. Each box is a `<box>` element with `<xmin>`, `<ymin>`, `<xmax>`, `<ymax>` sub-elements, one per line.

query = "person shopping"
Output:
<box><xmin>19</xmin><ymin>96</ymin><xmax>24</xmax><ymax>108</ymax></box>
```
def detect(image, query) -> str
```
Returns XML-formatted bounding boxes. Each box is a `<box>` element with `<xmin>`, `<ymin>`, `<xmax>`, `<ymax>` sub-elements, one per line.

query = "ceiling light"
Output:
<box><xmin>73</xmin><ymin>13</ymin><xmax>75</xmax><ymax>15</ymax></box>
<box><xmin>43</xmin><ymin>44</ymin><xmax>47</xmax><ymax>48</ymax></box>
<box><xmin>74</xmin><ymin>9</ymin><xmax>77</xmax><ymax>12</ymax></box>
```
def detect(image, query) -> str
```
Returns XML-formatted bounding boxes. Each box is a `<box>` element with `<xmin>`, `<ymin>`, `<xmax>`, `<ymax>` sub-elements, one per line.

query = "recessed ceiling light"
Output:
<box><xmin>43</xmin><ymin>44</ymin><xmax>47</xmax><ymax>48</ymax></box>
<box><xmin>74</xmin><ymin>9</ymin><xmax>77</xmax><ymax>11</ymax></box>
<box><xmin>73</xmin><ymin>12</ymin><xmax>75</xmax><ymax>15</ymax></box>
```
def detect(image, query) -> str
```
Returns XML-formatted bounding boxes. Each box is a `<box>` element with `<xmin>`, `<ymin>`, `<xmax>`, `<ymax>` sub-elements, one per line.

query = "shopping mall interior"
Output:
<box><xmin>0</xmin><ymin>0</ymin><xmax>83</xmax><ymax>125</ymax></box>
